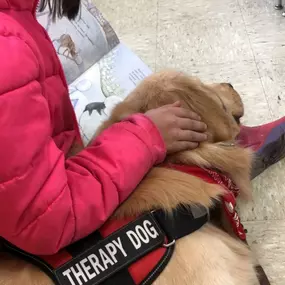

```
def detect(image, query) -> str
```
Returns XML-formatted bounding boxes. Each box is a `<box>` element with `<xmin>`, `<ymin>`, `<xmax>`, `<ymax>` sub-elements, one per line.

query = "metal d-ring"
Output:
<box><xmin>163</xmin><ymin>239</ymin><xmax>176</xmax><ymax>248</ymax></box>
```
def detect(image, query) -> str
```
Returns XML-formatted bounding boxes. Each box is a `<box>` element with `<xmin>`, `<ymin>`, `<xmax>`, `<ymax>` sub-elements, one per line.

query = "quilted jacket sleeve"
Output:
<box><xmin>0</xmin><ymin>34</ymin><xmax>166</xmax><ymax>255</ymax></box>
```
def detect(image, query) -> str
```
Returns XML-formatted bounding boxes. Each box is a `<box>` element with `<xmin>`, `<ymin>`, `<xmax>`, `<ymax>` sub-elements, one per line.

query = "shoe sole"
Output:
<box><xmin>251</xmin><ymin>121</ymin><xmax>285</xmax><ymax>179</ymax></box>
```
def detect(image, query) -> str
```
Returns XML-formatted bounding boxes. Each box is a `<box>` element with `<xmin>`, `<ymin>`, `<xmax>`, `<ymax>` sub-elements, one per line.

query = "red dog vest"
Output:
<box><xmin>3</xmin><ymin>164</ymin><xmax>245</xmax><ymax>285</ymax></box>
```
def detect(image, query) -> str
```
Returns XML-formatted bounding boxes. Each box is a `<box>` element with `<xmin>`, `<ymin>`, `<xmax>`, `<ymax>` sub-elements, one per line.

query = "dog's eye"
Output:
<box><xmin>233</xmin><ymin>115</ymin><xmax>241</xmax><ymax>124</ymax></box>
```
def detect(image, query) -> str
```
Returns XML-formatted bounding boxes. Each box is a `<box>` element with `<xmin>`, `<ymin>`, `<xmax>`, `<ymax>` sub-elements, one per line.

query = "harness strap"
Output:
<box><xmin>3</xmin><ymin>206</ymin><xmax>208</xmax><ymax>285</ymax></box>
<box><xmin>153</xmin><ymin>205</ymin><xmax>209</xmax><ymax>244</ymax></box>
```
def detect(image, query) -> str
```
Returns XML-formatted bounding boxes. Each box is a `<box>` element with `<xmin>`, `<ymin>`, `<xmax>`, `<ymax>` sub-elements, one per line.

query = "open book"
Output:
<box><xmin>36</xmin><ymin>0</ymin><xmax>152</xmax><ymax>145</ymax></box>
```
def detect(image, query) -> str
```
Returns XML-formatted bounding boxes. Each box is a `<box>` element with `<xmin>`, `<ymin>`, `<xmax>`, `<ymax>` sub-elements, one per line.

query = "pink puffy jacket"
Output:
<box><xmin>0</xmin><ymin>0</ymin><xmax>165</xmax><ymax>255</ymax></box>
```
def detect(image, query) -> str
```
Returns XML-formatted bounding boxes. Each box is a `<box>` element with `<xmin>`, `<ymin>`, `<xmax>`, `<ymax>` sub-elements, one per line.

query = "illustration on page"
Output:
<box><xmin>37</xmin><ymin>0</ymin><xmax>152</xmax><ymax>145</ymax></box>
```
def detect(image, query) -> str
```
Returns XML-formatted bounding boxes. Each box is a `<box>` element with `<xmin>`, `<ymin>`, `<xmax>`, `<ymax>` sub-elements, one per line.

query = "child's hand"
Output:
<box><xmin>145</xmin><ymin>101</ymin><xmax>207</xmax><ymax>154</ymax></box>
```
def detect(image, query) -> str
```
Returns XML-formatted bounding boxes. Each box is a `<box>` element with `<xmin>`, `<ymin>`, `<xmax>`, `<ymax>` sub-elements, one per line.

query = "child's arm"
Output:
<box><xmin>0</xmin><ymin>107</ymin><xmax>165</xmax><ymax>255</ymax></box>
<box><xmin>0</xmin><ymin>34</ymin><xmax>164</xmax><ymax>255</ymax></box>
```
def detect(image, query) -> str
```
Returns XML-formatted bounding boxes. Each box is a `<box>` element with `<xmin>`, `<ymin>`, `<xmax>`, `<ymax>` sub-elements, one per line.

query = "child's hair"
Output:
<box><xmin>39</xmin><ymin>0</ymin><xmax>81</xmax><ymax>21</ymax></box>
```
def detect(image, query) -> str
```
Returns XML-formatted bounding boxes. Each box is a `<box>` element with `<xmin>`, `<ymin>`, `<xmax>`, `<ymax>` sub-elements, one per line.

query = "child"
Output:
<box><xmin>0</xmin><ymin>0</ymin><xmax>207</xmax><ymax>255</ymax></box>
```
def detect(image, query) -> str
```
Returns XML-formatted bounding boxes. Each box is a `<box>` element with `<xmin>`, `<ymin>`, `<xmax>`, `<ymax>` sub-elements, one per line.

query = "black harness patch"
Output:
<box><xmin>56</xmin><ymin>213</ymin><xmax>164</xmax><ymax>285</ymax></box>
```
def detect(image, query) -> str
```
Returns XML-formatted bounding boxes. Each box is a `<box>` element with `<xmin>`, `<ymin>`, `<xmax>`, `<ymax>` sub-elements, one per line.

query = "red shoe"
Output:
<box><xmin>238</xmin><ymin>117</ymin><xmax>285</xmax><ymax>179</ymax></box>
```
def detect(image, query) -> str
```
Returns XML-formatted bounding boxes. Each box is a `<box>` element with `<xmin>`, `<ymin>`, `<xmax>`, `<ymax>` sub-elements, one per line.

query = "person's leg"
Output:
<box><xmin>238</xmin><ymin>117</ymin><xmax>285</xmax><ymax>179</ymax></box>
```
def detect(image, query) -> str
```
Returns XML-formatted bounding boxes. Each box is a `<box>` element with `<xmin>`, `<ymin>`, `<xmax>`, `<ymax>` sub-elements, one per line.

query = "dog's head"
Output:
<box><xmin>97</xmin><ymin>70</ymin><xmax>243</xmax><ymax>144</ymax></box>
<box><xmin>100</xmin><ymin>71</ymin><xmax>252</xmax><ymax>217</ymax></box>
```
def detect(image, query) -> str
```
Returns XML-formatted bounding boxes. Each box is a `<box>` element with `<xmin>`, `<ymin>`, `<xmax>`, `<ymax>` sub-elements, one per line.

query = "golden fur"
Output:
<box><xmin>0</xmin><ymin>70</ymin><xmax>259</xmax><ymax>284</ymax></box>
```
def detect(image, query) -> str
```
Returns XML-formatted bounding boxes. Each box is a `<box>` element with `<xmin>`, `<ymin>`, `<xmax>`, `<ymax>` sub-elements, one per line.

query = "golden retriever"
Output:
<box><xmin>0</xmin><ymin>70</ymin><xmax>260</xmax><ymax>285</ymax></box>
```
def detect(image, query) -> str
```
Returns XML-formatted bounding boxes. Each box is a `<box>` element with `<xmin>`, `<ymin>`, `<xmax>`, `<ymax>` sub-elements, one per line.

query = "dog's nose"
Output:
<box><xmin>228</xmin><ymin>83</ymin><xmax>234</xmax><ymax>89</ymax></box>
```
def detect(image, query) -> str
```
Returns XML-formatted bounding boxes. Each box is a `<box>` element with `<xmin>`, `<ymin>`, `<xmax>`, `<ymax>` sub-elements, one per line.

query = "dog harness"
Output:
<box><xmin>3</xmin><ymin>205</ymin><xmax>208</xmax><ymax>285</ymax></box>
<box><xmin>3</xmin><ymin>164</ymin><xmax>246</xmax><ymax>285</ymax></box>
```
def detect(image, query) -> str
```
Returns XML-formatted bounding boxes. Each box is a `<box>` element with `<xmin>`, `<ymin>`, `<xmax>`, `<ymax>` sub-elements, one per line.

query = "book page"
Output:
<box><xmin>69</xmin><ymin>43</ymin><xmax>152</xmax><ymax>145</ymax></box>
<box><xmin>36</xmin><ymin>0</ymin><xmax>120</xmax><ymax>84</ymax></box>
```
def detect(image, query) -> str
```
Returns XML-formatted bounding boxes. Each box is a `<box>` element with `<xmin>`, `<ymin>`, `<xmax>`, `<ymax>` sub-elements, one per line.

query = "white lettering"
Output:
<box><xmin>143</xmin><ymin>220</ymin><xmax>159</xmax><ymax>238</ymax></box>
<box><xmin>80</xmin><ymin>258</ymin><xmax>96</xmax><ymax>280</ymax></box>
<box><xmin>126</xmin><ymin>230</ymin><xmax>141</xmax><ymax>249</ymax></box>
<box><xmin>70</xmin><ymin>264</ymin><xmax>88</xmax><ymax>285</ymax></box>
<box><xmin>99</xmin><ymin>249</ymin><xmax>114</xmax><ymax>269</ymax></box>
<box><xmin>88</xmin><ymin>254</ymin><xmax>105</xmax><ymax>275</ymax></box>
<box><xmin>113</xmin><ymin>237</ymin><xmax>127</xmax><ymax>257</ymax></box>
<box><xmin>62</xmin><ymin>269</ymin><xmax>76</xmax><ymax>285</ymax></box>
<box><xmin>135</xmin><ymin>225</ymin><xmax>150</xmax><ymax>244</ymax></box>
<box><xmin>61</xmin><ymin>220</ymin><xmax>160</xmax><ymax>284</ymax></box>
<box><xmin>105</xmin><ymin>242</ymin><xmax>118</xmax><ymax>263</ymax></box>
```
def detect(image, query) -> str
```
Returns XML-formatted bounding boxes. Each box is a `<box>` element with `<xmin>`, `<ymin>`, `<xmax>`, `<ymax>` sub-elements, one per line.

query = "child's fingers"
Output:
<box><xmin>169</xmin><ymin>141</ymin><xmax>199</xmax><ymax>153</ymax></box>
<box><xmin>162</xmin><ymin>101</ymin><xmax>181</xmax><ymax>108</ymax></box>
<box><xmin>177</xmin><ymin>130</ymin><xmax>208</xmax><ymax>142</ymax></box>
<box><xmin>170</xmin><ymin>101</ymin><xmax>181</xmax><ymax>107</ymax></box>
<box><xmin>177</xmin><ymin>118</ymin><xmax>207</xmax><ymax>132</ymax></box>
<box><xmin>172</xmin><ymin>106</ymin><xmax>202</xmax><ymax>121</ymax></box>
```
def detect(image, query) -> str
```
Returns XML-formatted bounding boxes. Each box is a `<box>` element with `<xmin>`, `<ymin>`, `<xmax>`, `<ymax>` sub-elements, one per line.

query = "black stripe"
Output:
<box><xmin>141</xmin><ymin>246</ymin><xmax>174</xmax><ymax>285</ymax></box>
<box><xmin>101</xmin><ymin>268</ymin><xmax>136</xmax><ymax>285</ymax></box>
